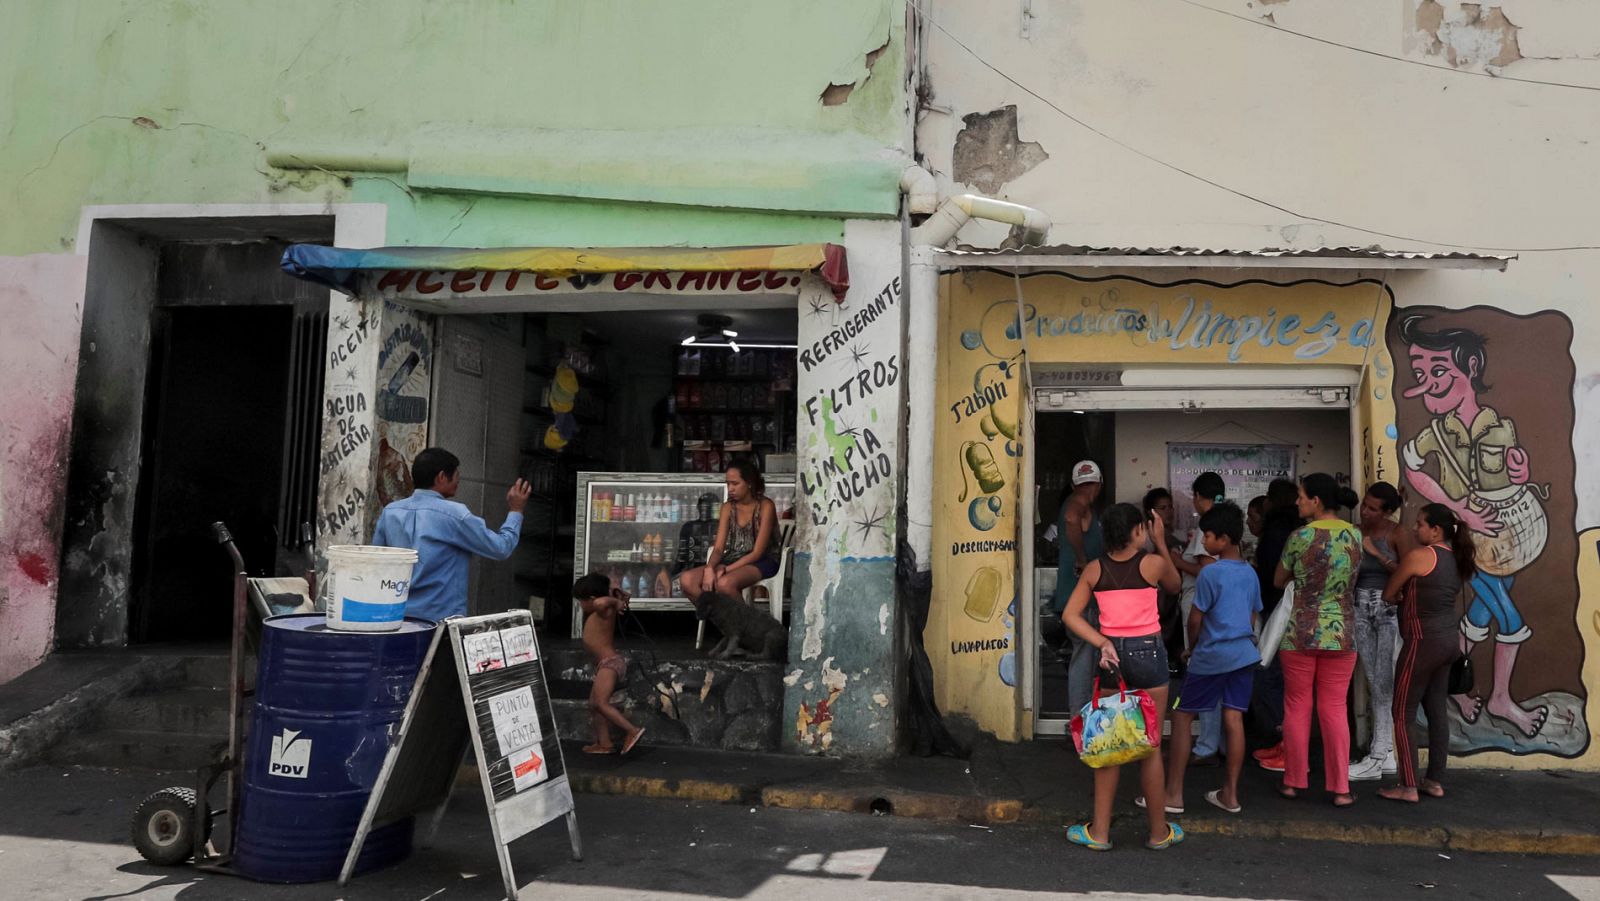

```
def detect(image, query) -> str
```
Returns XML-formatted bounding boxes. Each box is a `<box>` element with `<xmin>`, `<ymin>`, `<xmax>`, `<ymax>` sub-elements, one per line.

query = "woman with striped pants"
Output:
<box><xmin>1379</xmin><ymin>504</ymin><xmax>1477</xmax><ymax>803</ymax></box>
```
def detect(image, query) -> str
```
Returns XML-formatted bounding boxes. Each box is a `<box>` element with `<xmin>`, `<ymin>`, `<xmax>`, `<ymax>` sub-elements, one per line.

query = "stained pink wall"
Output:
<box><xmin>1</xmin><ymin>255</ymin><xmax>87</xmax><ymax>683</ymax></box>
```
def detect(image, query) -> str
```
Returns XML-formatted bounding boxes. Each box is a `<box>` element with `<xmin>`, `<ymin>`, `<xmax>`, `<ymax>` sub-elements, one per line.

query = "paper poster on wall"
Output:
<box><xmin>1168</xmin><ymin>443</ymin><xmax>1296</xmax><ymax>536</ymax></box>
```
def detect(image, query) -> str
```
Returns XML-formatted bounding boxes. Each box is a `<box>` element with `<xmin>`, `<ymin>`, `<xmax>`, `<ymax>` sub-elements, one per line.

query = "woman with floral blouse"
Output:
<box><xmin>1273</xmin><ymin>473</ymin><xmax>1363</xmax><ymax>807</ymax></box>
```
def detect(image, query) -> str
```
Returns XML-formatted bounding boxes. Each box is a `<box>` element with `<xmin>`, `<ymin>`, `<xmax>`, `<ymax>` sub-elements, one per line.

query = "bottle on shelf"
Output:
<box><xmin>653</xmin><ymin>567</ymin><xmax>671</xmax><ymax>599</ymax></box>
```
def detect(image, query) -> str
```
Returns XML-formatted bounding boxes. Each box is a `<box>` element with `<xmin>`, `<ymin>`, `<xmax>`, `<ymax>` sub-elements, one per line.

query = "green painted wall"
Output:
<box><xmin>1</xmin><ymin>0</ymin><xmax>907</xmax><ymax>254</ymax></box>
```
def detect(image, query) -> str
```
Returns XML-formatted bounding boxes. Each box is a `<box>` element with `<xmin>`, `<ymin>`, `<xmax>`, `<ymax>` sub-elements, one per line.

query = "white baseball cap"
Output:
<box><xmin>1072</xmin><ymin>460</ymin><xmax>1103</xmax><ymax>486</ymax></box>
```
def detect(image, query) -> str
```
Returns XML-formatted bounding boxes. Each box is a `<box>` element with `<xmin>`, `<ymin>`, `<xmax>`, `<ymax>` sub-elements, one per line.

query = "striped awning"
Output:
<box><xmin>281</xmin><ymin>243</ymin><xmax>850</xmax><ymax>303</ymax></box>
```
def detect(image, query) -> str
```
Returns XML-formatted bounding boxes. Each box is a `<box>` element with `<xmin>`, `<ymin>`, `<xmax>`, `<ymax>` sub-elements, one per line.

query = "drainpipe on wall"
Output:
<box><xmin>909</xmin><ymin>193</ymin><xmax>1051</xmax><ymax>249</ymax></box>
<box><xmin>900</xmin><ymin>165</ymin><xmax>939</xmax><ymax>216</ymax></box>
<box><xmin>903</xmin><ymin>191</ymin><xmax>1050</xmax><ymax>573</ymax></box>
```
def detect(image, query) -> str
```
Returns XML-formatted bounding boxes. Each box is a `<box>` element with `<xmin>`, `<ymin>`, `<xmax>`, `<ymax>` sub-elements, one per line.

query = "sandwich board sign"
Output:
<box><xmin>341</xmin><ymin>610</ymin><xmax>581</xmax><ymax>900</ymax></box>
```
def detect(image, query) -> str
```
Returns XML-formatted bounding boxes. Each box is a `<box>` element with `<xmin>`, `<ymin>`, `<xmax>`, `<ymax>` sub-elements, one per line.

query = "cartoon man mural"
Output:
<box><xmin>1399</xmin><ymin>313</ymin><xmax>1549</xmax><ymax>738</ymax></box>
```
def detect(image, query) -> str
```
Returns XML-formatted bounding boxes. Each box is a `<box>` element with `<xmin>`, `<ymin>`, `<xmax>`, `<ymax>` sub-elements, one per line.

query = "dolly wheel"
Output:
<box><xmin>131</xmin><ymin>787</ymin><xmax>208</xmax><ymax>866</ymax></box>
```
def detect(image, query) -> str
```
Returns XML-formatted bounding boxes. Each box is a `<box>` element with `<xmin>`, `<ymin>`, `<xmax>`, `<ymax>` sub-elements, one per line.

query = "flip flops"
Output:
<box><xmin>1145</xmin><ymin>822</ymin><xmax>1186</xmax><ymax>850</ymax></box>
<box><xmin>620</xmin><ymin>728</ymin><xmax>646</xmax><ymax>755</ymax></box>
<box><xmin>1204</xmin><ymin>789</ymin><xmax>1241</xmax><ymax>814</ymax></box>
<box><xmin>1134</xmin><ymin>795</ymin><xmax>1184</xmax><ymax>815</ymax></box>
<box><xmin>1066</xmin><ymin>823</ymin><xmax>1112</xmax><ymax>852</ymax></box>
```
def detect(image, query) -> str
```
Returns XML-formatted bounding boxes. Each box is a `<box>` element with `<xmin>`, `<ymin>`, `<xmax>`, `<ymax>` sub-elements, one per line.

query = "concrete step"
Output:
<box><xmin>46</xmin><ymin>729</ymin><xmax>226</xmax><ymax>771</ymax></box>
<box><xmin>550</xmin><ymin>665</ymin><xmax>781</xmax><ymax>753</ymax></box>
<box><xmin>98</xmin><ymin>687</ymin><xmax>240</xmax><ymax>736</ymax></box>
<box><xmin>552</xmin><ymin>697</ymin><xmax>725</xmax><ymax>750</ymax></box>
<box><xmin>181</xmin><ymin>655</ymin><xmax>251</xmax><ymax>689</ymax></box>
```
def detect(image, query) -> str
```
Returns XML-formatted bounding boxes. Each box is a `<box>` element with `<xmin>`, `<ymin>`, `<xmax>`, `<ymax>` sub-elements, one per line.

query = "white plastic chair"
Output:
<box><xmin>694</xmin><ymin>520</ymin><xmax>795</xmax><ymax>650</ymax></box>
<box><xmin>746</xmin><ymin>521</ymin><xmax>796</xmax><ymax>623</ymax></box>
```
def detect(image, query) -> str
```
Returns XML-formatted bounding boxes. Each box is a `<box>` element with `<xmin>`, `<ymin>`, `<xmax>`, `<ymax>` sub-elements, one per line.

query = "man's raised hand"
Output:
<box><xmin>508</xmin><ymin>479</ymin><xmax>532</xmax><ymax>513</ymax></box>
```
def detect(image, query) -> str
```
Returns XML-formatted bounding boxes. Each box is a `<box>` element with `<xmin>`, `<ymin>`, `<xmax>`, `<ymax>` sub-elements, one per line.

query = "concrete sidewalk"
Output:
<box><xmin>555</xmin><ymin>737</ymin><xmax>1600</xmax><ymax>855</ymax></box>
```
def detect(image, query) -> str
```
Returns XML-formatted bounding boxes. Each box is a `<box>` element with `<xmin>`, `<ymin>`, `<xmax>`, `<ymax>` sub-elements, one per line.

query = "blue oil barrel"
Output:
<box><xmin>231</xmin><ymin>614</ymin><xmax>435</xmax><ymax>883</ymax></box>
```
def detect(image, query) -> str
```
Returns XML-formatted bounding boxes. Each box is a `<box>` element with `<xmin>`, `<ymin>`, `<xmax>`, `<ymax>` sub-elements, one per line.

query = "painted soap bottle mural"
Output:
<box><xmin>1389</xmin><ymin>308</ymin><xmax>1587</xmax><ymax>757</ymax></box>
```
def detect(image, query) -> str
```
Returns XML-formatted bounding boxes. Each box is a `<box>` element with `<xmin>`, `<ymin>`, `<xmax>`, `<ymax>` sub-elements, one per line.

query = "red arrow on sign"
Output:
<box><xmin>514</xmin><ymin>749</ymin><xmax>544</xmax><ymax>778</ymax></box>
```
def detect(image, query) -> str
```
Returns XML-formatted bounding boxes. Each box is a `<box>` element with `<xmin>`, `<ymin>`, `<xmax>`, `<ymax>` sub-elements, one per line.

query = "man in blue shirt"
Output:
<box><xmin>371</xmin><ymin>447</ymin><xmax>531</xmax><ymax>622</ymax></box>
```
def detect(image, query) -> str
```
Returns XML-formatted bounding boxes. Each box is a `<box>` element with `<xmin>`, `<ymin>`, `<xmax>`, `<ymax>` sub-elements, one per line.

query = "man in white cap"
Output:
<box><xmin>1056</xmin><ymin>460</ymin><xmax>1106</xmax><ymax>715</ymax></box>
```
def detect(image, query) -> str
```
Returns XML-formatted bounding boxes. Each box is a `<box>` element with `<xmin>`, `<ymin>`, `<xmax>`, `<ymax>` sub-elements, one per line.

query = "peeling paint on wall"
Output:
<box><xmin>951</xmin><ymin>106</ymin><xmax>1049</xmax><ymax>195</ymax></box>
<box><xmin>822</xmin><ymin>40</ymin><xmax>890</xmax><ymax>106</ymax></box>
<box><xmin>1416</xmin><ymin>2</ymin><xmax>1523</xmax><ymax>68</ymax></box>
<box><xmin>784</xmin><ymin>221</ymin><xmax>904</xmax><ymax>757</ymax></box>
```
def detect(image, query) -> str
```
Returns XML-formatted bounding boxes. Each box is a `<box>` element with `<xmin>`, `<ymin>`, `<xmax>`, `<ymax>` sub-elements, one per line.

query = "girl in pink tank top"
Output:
<box><xmin>1062</xmin><ymin>502</ymin><xmax>1183</xmax><ymax>852</ymax></box>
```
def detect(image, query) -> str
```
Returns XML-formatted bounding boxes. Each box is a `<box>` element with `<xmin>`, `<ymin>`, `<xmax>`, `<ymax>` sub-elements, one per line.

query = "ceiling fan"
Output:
<box><xmin>681</xmin><ymin>313</ymin><xmax>741</xmax><ymax>352</ymax></box>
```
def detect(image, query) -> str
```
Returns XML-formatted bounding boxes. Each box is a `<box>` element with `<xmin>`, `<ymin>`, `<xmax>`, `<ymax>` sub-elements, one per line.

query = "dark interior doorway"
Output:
<box><xmin>1034</xmin><ymin>411</ymin><xmax>1116</xmax><ymax>531</ymax></box>
<box><xmin>1034</xmin><ymin>410</ymin><xmax>1115</xmax><ymax>721</ymax></box>
<box><xmin>130</xmin><ymin>306</ymin><xmax>293</xmax><ymax>643</ymax></box>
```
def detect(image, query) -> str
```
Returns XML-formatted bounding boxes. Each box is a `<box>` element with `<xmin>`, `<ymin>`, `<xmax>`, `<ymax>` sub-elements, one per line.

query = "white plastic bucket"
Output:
<box><xmin>324</xmin><ymin>545</ymin><xmax>419</xmax><ymax>632</ymax></box>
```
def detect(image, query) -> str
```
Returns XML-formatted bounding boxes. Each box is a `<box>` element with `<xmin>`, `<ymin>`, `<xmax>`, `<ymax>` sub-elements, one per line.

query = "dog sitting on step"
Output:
<box><xmin>691</xmin><ymin>591</ymin><xmax>787</xmax><ymax>660</ymax></box>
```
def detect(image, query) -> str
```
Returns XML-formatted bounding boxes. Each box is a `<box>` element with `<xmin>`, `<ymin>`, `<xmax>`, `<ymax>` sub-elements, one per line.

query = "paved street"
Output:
<box><xmin>1</xmin><ymin>765</ymin><xmax>1597</xmax><ymax>900</ymax></box>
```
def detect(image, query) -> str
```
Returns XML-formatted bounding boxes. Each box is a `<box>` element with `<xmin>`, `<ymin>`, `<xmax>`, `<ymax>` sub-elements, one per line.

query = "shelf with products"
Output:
<box><xmin>518</xmin><ymin>320</ymin><xmax>620</xmax><ymax>639</ymax></box>
<box><xmin>570</xmin><ymin>471</ymin><xmax>797</xmax><ymax>638</ymax></box>
<box><xmin>666</xmin><ymin>344</ymin><xmax>798</xmax><ymax>474</ymax></box>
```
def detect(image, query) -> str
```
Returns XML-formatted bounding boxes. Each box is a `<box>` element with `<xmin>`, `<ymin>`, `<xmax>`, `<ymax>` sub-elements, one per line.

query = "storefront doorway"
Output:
<box><xmin>425</xmin><ymin>302</ymin><xmax>801</xmax><ymax>640</ymax></box>
<box><xmin>1021</xmin><ymin>378</ymin><xmax>1355</xmax><ymax>736</ymax></box>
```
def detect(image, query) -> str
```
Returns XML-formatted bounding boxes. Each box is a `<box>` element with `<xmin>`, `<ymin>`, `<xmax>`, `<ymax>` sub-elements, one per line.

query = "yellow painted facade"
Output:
<box><xmin>932</xmin><ymin>270</ymin><xmax>1598</xmax><ymax>769</ymax></box>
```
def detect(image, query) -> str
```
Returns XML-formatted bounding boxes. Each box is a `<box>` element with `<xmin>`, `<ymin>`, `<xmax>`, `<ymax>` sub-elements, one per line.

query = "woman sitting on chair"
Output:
<box><xmin>680</xmin><ymin>460</ymin><xmax>779</xmax><ymax>603</ymax></box>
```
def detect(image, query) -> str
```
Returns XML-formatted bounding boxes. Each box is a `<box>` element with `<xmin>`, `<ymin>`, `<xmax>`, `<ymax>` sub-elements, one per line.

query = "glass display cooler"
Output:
<box><xmin>570</xmin><ymin>472</ymin><xmax>796</xmax><ymax>638</ymax></box>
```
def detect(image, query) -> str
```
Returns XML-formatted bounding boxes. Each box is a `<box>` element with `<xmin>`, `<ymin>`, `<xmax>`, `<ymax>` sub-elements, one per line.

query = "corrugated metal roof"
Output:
<box><xmin>936</xmin><ymin>244</ymin><xmax>1513</xmax><ymax>270</ymax></box>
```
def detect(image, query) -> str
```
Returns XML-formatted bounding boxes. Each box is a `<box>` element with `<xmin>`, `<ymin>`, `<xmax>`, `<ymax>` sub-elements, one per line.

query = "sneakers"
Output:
<box><xmin>1348</xmin><ymin>755</ymin><xmax>1386</xmax><ymax>781</ymax></box>
<box><xmin>1254</xmin><ymin>742</ymin><xmax>1286</xmax><ymax>772</ymax></box>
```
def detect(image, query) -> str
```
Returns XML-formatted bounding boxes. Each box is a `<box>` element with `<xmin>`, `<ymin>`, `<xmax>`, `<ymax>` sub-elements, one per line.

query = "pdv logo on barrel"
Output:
<box><xmin>268</xmin><ymin>728</ymin><xmax>312</xmax><ymax>778</ymax></box>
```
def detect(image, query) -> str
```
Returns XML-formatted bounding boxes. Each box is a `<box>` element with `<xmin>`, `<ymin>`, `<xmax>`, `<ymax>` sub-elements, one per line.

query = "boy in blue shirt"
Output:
<box><xmin>1159</xmin><ymin>502</ymin><xmax>1261</xmax><ymax>814</ymax></box>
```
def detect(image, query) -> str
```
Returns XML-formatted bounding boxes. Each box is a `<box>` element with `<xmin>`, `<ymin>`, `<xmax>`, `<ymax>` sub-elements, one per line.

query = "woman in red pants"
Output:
<box><xmin>1379</xmin><ymin>504</ymin><xmax>1476</xmax><ymax>802</ymax></box>
<box><xmin>1272</xmin><ymin>473</ymin><xmax>1362</xmax><ymax>807</ymax></box>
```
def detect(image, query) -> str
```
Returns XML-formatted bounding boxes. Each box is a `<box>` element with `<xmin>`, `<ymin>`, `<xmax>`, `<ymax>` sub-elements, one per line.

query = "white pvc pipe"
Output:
<box><xmin>904</xmin><ymin>246</ymin><xmax>940</xmax><ymax>569</ymax></box>
<box><xmin>899</xmin><ymin>165</ymin><xmax>939</xmax><ymax>216</ymax></box>
<box><xmin>910</xmin><ymin>193</ymin><xmax>1051</xmax><ymax>248</ymax></box>
<box><xmin>903</xmin><ymin>193</ymin><xmax>1050</xmax><ymax>574</ymax></box>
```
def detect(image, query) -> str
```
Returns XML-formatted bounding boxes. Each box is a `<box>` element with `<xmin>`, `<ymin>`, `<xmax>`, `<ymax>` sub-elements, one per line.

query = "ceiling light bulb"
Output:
<box><xmin>681</xmin><ymin>336</ymin><xmax>697</xmax><ymax>346</ymax></box>
<box><xmin>722</xmin><ymin>329</ymin><xmax>739</xmax><ymax>338</ymax></box>
<box><xmin>728</xmin><ymin>340</ymin><xmax>741</xmax><ymax>353</ymax></box>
